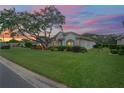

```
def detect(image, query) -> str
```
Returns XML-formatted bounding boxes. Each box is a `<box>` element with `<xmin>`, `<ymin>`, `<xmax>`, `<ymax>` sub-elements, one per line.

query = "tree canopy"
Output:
<box><xmin>0</xmin><ymin>6</ymin><xmax>65</xmax><ymax>48</ymax></box>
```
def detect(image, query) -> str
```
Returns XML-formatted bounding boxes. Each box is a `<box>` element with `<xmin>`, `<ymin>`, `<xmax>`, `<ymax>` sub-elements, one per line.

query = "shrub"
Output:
<box><xmin>1</xmin><ymin>45</ymin><xmax>10</xmax><ymax>49</ymax></box>
<box><xmin>109</xmin><ymin>45</ymin><xmax>124</xmax><ymax>55</ymax></box>
<box><xmin>58</xmin><ymin>46</ymin><xmax>66</xmax><ymax>51</ymax></box>
<box><xmin>48</xmin><ymin>47</ymin><xmax>58</xmax><ymax>51</ymax></box>
<box><xmin>31</xmin><ymin>45</ymin><xmax>43</xmax><ymax>50</ymax></box>
<box><xmin>31</xmin><ymin>45</ymin><xmax>36</xmax><ymax>49</ymax></box>
<box><xmin>118</xmin><ymin>45</ymin><xmax>124</xmax><ymax>49</ymax></box>
<box><xmin>102</xmin><ymin>44</ymin><xmax>109</xmax><ymax>48</ymax></box>
<box><xmin>36</xmin><ymin>45</ymin><xmax>43</xmax><ymax>49</ymax></box>
<box><xmin>17</xmin><ymin>43</ymin><xmax>25</xmax><ymax>47</ymax></box>
<box><xmin>71</xmin><ymin>46</ymin><xmax>81</xmax><ymax>52</ymax></box>
<box><xmin>110</xmin><ymin>49</ymin><xmax>118</xmax><ymax>54</ymax></box>
<box><xmin>25</xmin><ymin>42</ymin><xmax>32</xmax><ymax>48</ymax></box>
<box><xmin>50</xmin><ymin>48</ymin><xmax>54</xmax><ymax>51</ymax></box>
<box><xmin>93</xmin><ymin>44</ymin><xmax>102</xmax><ymax>48</ymax></box>
<box><xmin>66</xmin><ymin>46</ymin><xmax>72</xmax><ymax>51</ymax></box>
<box><xmin>118</xmin><ymin>49</ymin><xmax>124</xmax><ymax>55</ymax></box>
<box><xmin>81</xmin><ymin>47</ymin><xmax>87</xmax><ymax>53</ymax></box>
<box><xmin>48</xmin><ymin>46</ymin><xmax>52</xmax><ymax>50</ymax></box>
<box><xmin>109</xmin><ymin>45</ymin><xmax>117</xmax><ymax>49</ymax></box>
<box><xmin>8</xmin><ymin>39</ymin><xmax>19</xmax><ymax>43</ymax></box>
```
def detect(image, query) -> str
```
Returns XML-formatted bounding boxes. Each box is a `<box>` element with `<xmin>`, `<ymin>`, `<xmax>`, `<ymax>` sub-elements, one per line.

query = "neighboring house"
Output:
<box><xmin>50</xmin><ymin>32</ymin><xmax>96</xmax><ymax>49</ymax></box>
<box><xmin>117</xmin><ymin>36</ymin><xmax>124</xmax><ymax>45</ymax></box>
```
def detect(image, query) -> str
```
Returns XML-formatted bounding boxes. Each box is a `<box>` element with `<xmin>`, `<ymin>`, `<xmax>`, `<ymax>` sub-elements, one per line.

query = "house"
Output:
<box><xmin>50</xmin><ymin>32</ymin><xmax>96</xmax><ymax>49</ymax></box>
<box><xmin>117</xmin><ymin>36</ymin><xmax>124</xmax><ymax>45</ymax></box>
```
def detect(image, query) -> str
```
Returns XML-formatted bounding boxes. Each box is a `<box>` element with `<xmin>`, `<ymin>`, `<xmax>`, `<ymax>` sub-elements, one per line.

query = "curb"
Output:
<box><xmin>0</xmin><ymin>56</ymin><xmax>68</xmax><ymax>88</ymax></box>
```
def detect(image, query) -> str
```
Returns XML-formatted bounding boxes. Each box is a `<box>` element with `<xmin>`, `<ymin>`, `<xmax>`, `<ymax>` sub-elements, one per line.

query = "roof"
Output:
<box><xmin>116</xmin><ymin>36</ymin><xmax>124</xmax><ymax>40</ymax></box>
<box><xmin>52</xmin><ymin>31</ymin><xmax>95</xmax><ymax>42</ymax></box>
<box><xmin>52</xmin><ymin>31</ymin><xmax>81</xmax><ymax>39</ymax></box>
<box><xmin>77</xmin><ymin>37</ymin><xmax>95</xmax><ymax>42</ymax></box>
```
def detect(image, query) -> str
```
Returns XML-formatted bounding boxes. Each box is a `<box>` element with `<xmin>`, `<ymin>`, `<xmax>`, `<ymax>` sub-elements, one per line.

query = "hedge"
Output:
<box><xmin>49</xmin><ymin>46</ymin><xmax>87</xmax><ymax>53</ymax></box>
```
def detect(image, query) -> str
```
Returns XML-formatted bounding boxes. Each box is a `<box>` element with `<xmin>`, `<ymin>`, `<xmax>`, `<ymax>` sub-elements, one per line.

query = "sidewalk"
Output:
<box><xmin>0</xmin><ymin>56</ymin><xmax>67</xmax><ymax>88</ymax></box>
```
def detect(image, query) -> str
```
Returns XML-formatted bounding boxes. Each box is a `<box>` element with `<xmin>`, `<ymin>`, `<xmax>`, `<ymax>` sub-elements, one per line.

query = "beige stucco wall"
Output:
<box><xmin>79</xmin><ymin>40</ymin><xmax>96</xmax><ymax>49</ymax></box>
<box><xmin>50</xmin><ymin>32</ymin><xmax>96</xmax><ymax>49</ymax></box>
<box><xmin>63</xmin><ymin>33</ymin><xmax>78</xmax><ymax>46</ymax></box>
<box><xmin>117</xmin><ymin>38</ymin><xmax>124</xmax><ymax>45</ymax></box>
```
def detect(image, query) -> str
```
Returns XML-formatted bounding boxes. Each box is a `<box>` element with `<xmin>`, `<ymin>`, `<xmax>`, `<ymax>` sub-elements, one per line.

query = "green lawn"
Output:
<box><xmin>0</xmin><ymin>48</ymin><xmax>124</xmax><ymax>87</ymax></box>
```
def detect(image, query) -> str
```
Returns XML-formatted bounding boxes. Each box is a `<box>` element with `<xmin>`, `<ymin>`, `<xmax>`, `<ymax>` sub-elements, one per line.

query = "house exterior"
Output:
<box><xmin>117</xmin><ymin>36</ymin><xmax>124</xmax><ymax>45</ymax></box>
<box><xmin>50</xmin><ymin>32</ymin><xmax>96</xmax><ymax>49</ymax></box>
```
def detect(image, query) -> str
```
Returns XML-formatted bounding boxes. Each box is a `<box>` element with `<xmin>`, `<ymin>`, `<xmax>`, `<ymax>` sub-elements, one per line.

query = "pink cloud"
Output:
<box><xmin>66</xmin><ymin>17</ymin><xmax>80</xmax><ymax>24</ymax></box>
<box><xmin>107</xmin><ymin>24</ymin><xmax>122</xmax><ymax>29</ymax></box>
<box><xmin>55</xmin><ymin>5</ymin><xmax>84</xmax><ymax>15</ymax></box>
<box><xmin>63</xmin><ymin>25</ymin><xmax>81</xmax><ymax>30</ymax></box>
<box><xmin>0</xmin><ymin>5</ymin><xmax>14</xmax><ymax>10</ymax></box>
<box><xmin>31</xmin><ymin>5</ymin><xmax>85</xmax><ymax>15</ymax></box>
<box><xmin>84</xmin><ymin>14</ymin><xmax>124</xmax><ymax>26</ymax></box>
<box><xmin>84</xmin><ymin>19</ymin><xmax>98</xmax><ymax>26</ymax></box>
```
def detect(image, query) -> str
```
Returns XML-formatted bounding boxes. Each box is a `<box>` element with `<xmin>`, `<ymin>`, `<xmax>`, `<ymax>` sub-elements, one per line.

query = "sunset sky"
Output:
<box><xmin>0</xmin><ymin>5</ymin><xmax>124</xmax><ymax>35</ymax></box>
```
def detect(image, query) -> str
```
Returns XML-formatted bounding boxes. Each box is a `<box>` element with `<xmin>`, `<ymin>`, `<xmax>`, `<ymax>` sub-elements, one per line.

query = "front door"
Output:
<box><xmin>66</xmin><ymin>40</ymin><xmax>74</xmax><ymax>47</ymax></box>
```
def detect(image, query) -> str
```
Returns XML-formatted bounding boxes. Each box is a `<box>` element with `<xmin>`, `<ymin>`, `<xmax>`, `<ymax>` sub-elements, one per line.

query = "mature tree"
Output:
<box><xmin>10</xmin><ymin>32</ymin><xmax>17</xmax><ymax>40</ymax></box>
<box><xmin>0</xmin><ymin>8</ymin><xmax>17</xmax><ymax>32</ymax></box>
<box><xmin>0</xmin><ymin>6</ymin><xmax>65</xmax><ymax>49</ymax></box>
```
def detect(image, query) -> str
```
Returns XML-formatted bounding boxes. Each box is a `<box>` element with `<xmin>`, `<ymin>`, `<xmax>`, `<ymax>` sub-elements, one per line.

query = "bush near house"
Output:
<box><xmin>8</xmin><ymin>39</ymin><xmax>19</xmax><ymax>43</ymax></box>
<box><xmin>1</xmin><ymin>45</ymin><xmax>10</xmax><ymax>49</ymax></box>
<box><xmin>81</xmin><ymin>47</ymin><xmax>87</xmax><ymax>53</ymax></box>
<box><xmin>49</xmin><ymin>46</ymin><xmax>87</xmax><ymax>53</ymax></box>
<box><xmin>118</xmin><ymin>49</ymin><xmax>124</xmax><ymax>55</ymax></box>
<box><xmin>117</xmin><ymin>45</ymin><xmax>124</xmax><ymax>55</ymax></box>
<box><xmin>102</xmin><ymin>44</ymin><xmax>109</xmax><ymax>48</ymax></box>
<box><xmin>110</xmin><ymin>49</ymin><xmax>118</xmax><ymax>54</ymax></box>
<box><xmin>66</xmin><ymin>46</ymin><xmax>73</xmax><ymax>51</ymax></box>
<box><xmin>109</xmin><ymin>44</ymin><xmax>117</xmax><ymax>49</ymax></box>
<box><xmin>71</xmin><ymin>46</ymin><xmax>81</xmax><ymax>52</ymax></box>
<box><xmin>48</xmin><ymin>46</ymin><xmax>58</xmax><ymax>51</ymax></box>
<box><xmin>25</xmin><ymin>42</ymin><xmax>32</xmax><ymax>48</ymax></box>
<box><xmin>71</xmin><ymin>46</ymin><xmax>87</xmax><ymax>53</ymax></box>
<box><xmin>7</xmin><ymin>40</ymin><xmax>20</xmax><ymax>47</ymax></box>
<box><xmin>109</xmin><ymin>45</ymin><xmax>124</xmax><ymax>55</ymax></box>
<box><xmin>31</xmin><ymin>45</ymin><xmax>43</xmax><ymax>50</ymax></box>
<box><xmin>57</xmin><ymin>46</ymin><xmax>66</xmax><ymax>51</ymax></box>
<box><xmin>93</xmin><ymin>44</ymin><xmax>103</xmax><ymax>49</ymax></box>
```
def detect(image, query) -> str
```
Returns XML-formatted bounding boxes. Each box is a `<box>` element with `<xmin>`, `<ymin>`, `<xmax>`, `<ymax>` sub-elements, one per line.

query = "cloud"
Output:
<box><xmin>107</xmin><ymin>24</ymin><xmax>122</xmax><ymax>29</ymax></box>
<box><xmin>63</xmin><ymin>25</ymin><xmax>81</xmax><ymax>30</ymax></box>
<box><xmin>63</xmin><ymin>26</ymin><xmax>103</xmax><ymax>34</ymax></box>
<box><xmin>31</xmin><ymin>5</ymin><xmax>85</xmax><ymax>15</ymax></box>
<box><xmin>0</xmin><ymin>5</ymin><xmax>15</xmax><ymax>10</ymax></box>
<box><xmin>83</xmin><ymin>14</ymin><xmax>124</xmax><ymax>26</ymax></box>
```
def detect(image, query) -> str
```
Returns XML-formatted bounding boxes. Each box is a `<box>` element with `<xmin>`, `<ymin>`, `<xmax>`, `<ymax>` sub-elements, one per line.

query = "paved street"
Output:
<box><xmin>0</xmin><ymin>63</ymin><xmax>33</xmax><ymax>88</ymax></box>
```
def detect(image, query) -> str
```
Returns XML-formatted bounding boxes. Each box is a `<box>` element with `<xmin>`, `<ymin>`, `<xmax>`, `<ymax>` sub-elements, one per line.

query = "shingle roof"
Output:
<box><xmin>116</xmin><ymin>36</ymin><xmax>124</xmax><ymax>40</ymax></box>
<box><xmin>52</xmin><ymin>31</ymin><xmax>95</xmax><ymax>42</ymax></box>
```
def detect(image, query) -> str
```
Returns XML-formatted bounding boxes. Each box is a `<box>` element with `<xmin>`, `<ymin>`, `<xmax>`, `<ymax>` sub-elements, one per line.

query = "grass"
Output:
<box><xmin>0</xmin><ymin>47</ymin><xmax>124</xmax><ymax>87</ymax></box>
